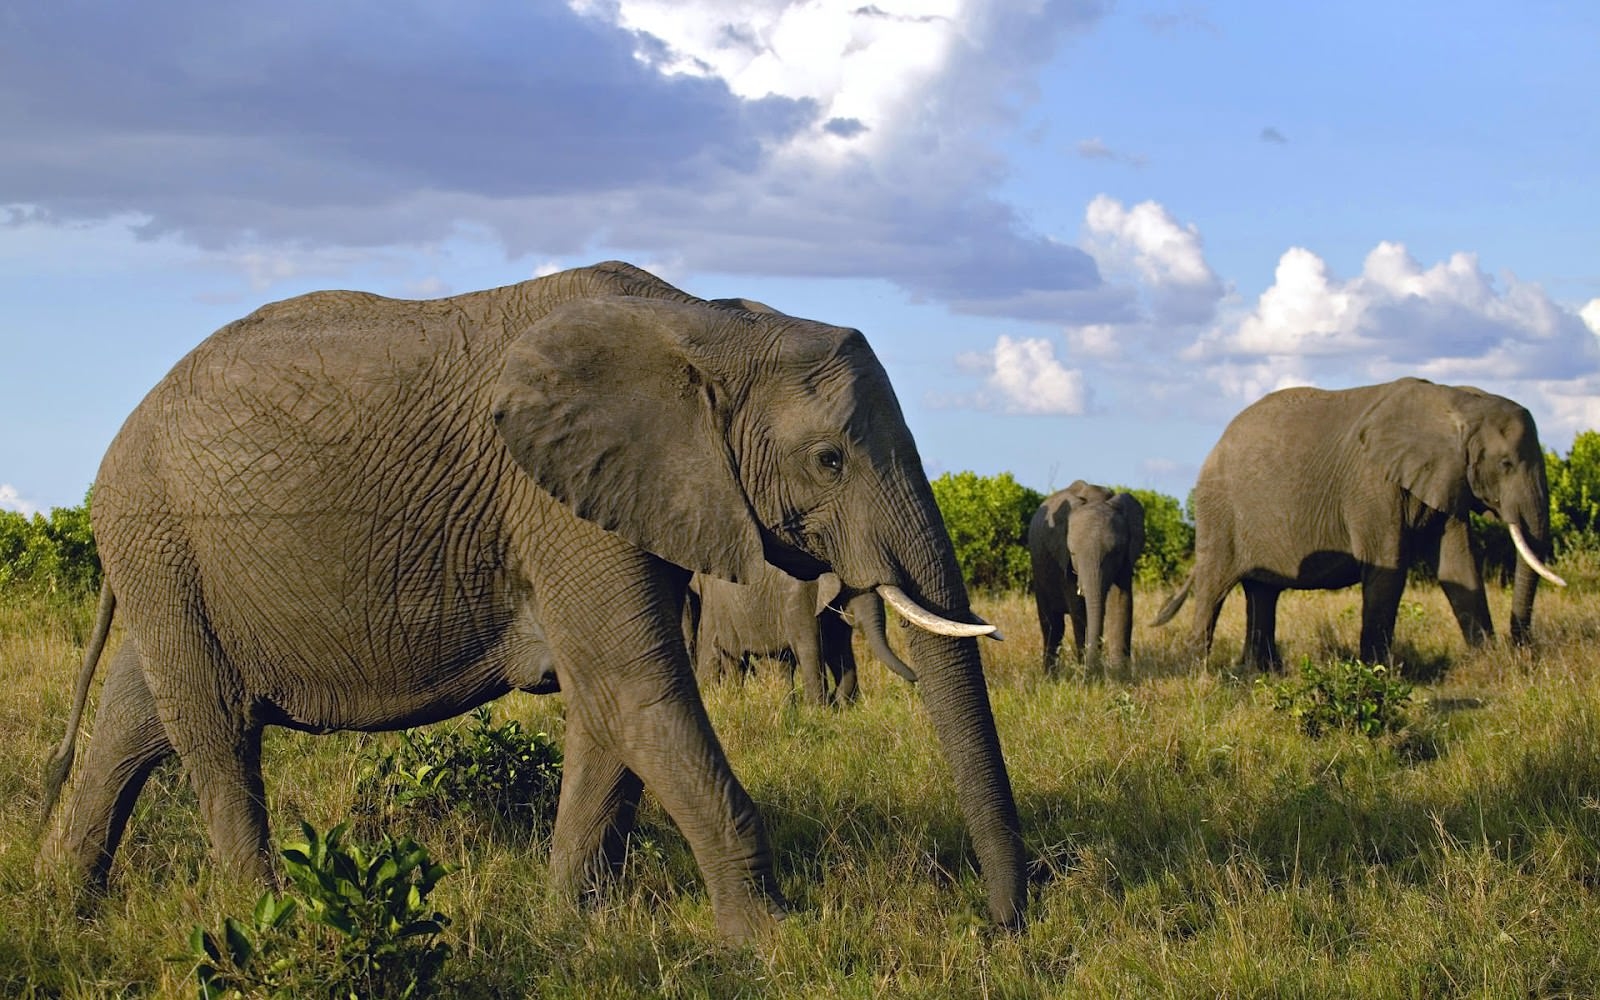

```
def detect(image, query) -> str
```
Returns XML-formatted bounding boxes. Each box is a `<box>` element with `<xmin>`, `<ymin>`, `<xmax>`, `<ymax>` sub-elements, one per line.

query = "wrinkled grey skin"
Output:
<box><xmin>687</xmin><ymin>568</ymin><xmax>916</xmax><ymax>706</ymax></box>
<box><xmin>1154</xmin><ymin>377</ymin><xmax>1554</xmax><ymax>671</ymax></box>
<box><xmin>1028</xmin><ymin>482</ymin><xmax>1145</xmax><ymax>679</ymax></box>
<box><xmin>38</xmin><ymin>262</ymin><xmax>1025</xmax><ymax>942</ymax></box>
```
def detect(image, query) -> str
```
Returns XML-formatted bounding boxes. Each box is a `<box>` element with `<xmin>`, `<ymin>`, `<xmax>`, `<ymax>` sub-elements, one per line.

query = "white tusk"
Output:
<box><xmin>877</xmin><ymin>585</ymin><xmax>1003</xmax><ymax>640</ymax></box>
<box><xmin>1509</xmin><ymin>522</ymin><xmax>1567</xmax><ymax>587</ymax></box>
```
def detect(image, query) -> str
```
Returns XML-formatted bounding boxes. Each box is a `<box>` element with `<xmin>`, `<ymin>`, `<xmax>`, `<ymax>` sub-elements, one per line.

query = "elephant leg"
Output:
<box><xmin>1359</xmin><ymin>566</ymin><xmax>1406</xmax><ymax>665</ymax></box>
<box><xmin>45</xmin><ymin>642</ymin><xmax>175</xmax><ymax>886</ymax></box>
<box><xmin>1067</xmin><ymin>585</ymin><xmax>1088</xmax><ymax>663</ymax></box>
<box><xmin>1436</xmin><ymin>517</ymin><xmax>1493</xmax><ymax>646</ymax></box>
<box><xmin>1033</xmin><ymin>587</ymin><xmax>1067</xmax><ymax>676</ymax></box>
<box><xmin>135</xmin><ymin>614</ymin><xmax>273</xmax><ymax>881</ymax></box>
<box><xmin>821</xmin><ymin>616</ymin><xmax>859</xmax><ymax>705</ymax></box>
<box><xmin>1188</xmin><ymin>570</ymin><xmax>1234</xmax><ymax>664</ymax></box>
<box><xmin>537</xmin><ymin>547</ymin><xmax>785</xmax><ymax>942</ymax></box>
<box><xmin>791</xmin><ymin>619</ymin><xmax>828</xmax><ymax>707</ymax></box>
<box><xmin>547</xmin><ymin>709</ymin><xmax>644</xmax><ymax>899</ymax></box>
<box><xmin>1240</xmin><ymin>582</ymin><xmax>1283</xmax><ymax>672</ymax></box>
<box><xmin>1104</xmin><ymin>579</ymin><xmax>1134</xmax><ymax>681</ymax></box>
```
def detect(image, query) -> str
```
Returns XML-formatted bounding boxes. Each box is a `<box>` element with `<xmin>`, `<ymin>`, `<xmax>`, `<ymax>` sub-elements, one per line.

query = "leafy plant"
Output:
<box><xmin>185</xmin><ymin>821</ymin><xmax>454</xmax><ymax>999</ymax></box>
<box><xmin>1262</xmin><ymin>657</ymin><xmax>1414</xmax><ymax>739</ymax></box>
<box><xmin>0</xmin><ymin>488</ymin><xmax>100</xmax><ymax>599</ymax></box>
<box><xmin>355</xmin><ymin>705</ymin><xmax>563</xmax><ymax>830</ymax></box>
<box><xmin>929</xmin><ymin>471</ymin><xmax>1044</xmax><ymax>592</ymax></box>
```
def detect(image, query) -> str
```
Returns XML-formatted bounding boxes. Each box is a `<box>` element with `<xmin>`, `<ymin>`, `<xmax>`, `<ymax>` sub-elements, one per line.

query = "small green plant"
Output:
<box><xmin>185</xmin><ymin>821</ymin><xmax>454</xmax><ymax>999</ymax></box>
<box><xmin>1262</xmin><ymin>657</ymin><xmax>1414</xmax><ymax>739</ymax></box>
<box><xmin>355</xmin><ymin>705</ymin><xmax>563</xmax><ymax>829</ymax></box>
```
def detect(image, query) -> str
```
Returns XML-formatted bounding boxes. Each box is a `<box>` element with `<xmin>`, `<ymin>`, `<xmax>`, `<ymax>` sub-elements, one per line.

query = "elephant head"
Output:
<box><xmin>1356</xmin><ymin>378</ymin><xmax>1564</xmax><ymax>641</ymax></box>
<box><xmin>491</xmin><ymin>292</ymin><xmax>1025</xmax><ymax>932</ymax></box>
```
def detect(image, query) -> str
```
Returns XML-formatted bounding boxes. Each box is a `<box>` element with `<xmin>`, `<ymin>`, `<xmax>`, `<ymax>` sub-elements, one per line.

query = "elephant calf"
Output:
<box><xmin>1028</xmin><ymin>481</ymin><xmax>1145</xmax><ymax>679</ymax></box>
<box><xmin>686</xmin><ymin>568</ymin><xmax>916</xmax><ymax>705</ymax></box>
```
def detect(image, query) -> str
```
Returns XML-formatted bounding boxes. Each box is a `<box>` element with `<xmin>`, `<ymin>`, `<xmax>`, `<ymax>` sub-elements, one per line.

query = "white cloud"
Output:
<box><xmin>1582</xmin><ymin>298</ymin><xmax>1600</xmax><ymax>337</ymax></box>
<box><xmin>1196</xmin><ymin>241</ymin><xmax>1600</xmax><ymax>383</ymax></box>
<box><xmin>952</xmin><ymin>334</ymin><xmax>1087</xmax><ymax>415</ymax></box>
<box><xmin>0</xmin><ymin>484</ymin><xmax>40</xmax><ymax>517</ymax></box>
<box><xmin>1082</xmin><ymin>194</ymin><xmax>1223</xmax><ymax>325</ymax></box>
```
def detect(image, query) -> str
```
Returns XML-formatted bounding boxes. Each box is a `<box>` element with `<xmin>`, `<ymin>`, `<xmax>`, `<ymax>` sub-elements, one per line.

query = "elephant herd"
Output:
<box><xmin>36</xmin><ymin>262</ymin><xmax>1566</xmax><ymax>945</ymax></box>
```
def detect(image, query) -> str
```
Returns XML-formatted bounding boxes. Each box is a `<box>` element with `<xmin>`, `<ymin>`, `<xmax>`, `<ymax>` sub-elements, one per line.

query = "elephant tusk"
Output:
<box><xmin>877</xmin><ymin>585</ymin><xmax>1003</xmax><ymax>640</ymax></box>
<box><xmin>1509</xmin><ymin>522</ymin><xmax>1567</xmax><ymax>587</ymax></box>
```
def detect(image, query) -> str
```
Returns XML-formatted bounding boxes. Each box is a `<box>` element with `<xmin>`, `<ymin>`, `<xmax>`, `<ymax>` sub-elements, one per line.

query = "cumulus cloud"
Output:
<box><xmin>1195</xmin><ymin>241</ymin><xmax>1600</xmax><ymax>384</ymax></box>
<box><xmin>950</xmin><ymin>334</ymin><xmax>1088</xmax><ymax>415</ymax></box>
<box><xmin>1081</xmin><ymin>194</ymin><xmax>1224</xmax><ymax>325</ymax></box>
<box><xmin>2</xmin><ymin>0</ymin><xmax>1113</xmax><ymax>323</ymax></box>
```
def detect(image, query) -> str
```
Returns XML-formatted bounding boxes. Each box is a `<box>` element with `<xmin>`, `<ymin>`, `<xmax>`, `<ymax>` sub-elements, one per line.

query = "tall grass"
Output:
<box><xmin>5</xmin><ymin>570</ymin><xmax>1600</xmax><ymax>997</ymax></box>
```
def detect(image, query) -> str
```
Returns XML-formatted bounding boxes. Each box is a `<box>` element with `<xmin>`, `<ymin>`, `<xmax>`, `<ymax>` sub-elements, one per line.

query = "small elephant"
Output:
<box><xmin>38</xmin><ymin>261</ymin><xmax>1024</xmax><ymax>943</ymax></box>
<box><xmin>687</xmin><ymin>568</ymin><xmax>917</xmax><ymax>706</ymax></box>
<box><xmin>1154</xmin><ymin>377</ymin><xmax>1565</xmax><ymax>670</ymax></box>
<box><xmin>1028</xmin><ymin>481</ymin><xmax>1146</xmax><ymax>679</ymax></box>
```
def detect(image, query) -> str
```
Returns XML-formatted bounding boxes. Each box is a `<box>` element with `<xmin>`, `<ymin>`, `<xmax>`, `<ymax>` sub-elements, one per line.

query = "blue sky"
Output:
<box><xmin>3</xmin><ymin>0</ymin><xmax>1597</xmax><ymax>515</ymax></box>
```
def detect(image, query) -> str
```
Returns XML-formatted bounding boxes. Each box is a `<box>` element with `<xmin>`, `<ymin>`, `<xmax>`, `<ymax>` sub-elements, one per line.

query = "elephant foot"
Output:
<box><xmin>710</xmin><ymin>878</ymin><xmax>789</xmax><ymax>944</ymax></box>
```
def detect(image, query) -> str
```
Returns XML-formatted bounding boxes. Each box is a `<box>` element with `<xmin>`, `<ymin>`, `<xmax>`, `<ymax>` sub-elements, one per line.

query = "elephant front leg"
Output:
<box><xmin>1436</xmin><ymin>517</ymin><xmax>1493</xmax><ymax>647</ymax></box>
<box><xmin>547</xmin><ymin>710</ymin><xmax>644</xmax><ymax>899</ymax></box>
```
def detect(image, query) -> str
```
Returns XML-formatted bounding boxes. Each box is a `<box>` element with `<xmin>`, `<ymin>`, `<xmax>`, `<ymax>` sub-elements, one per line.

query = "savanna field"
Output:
<box><xmin>6</xmin><ymin>564</ymin><xmax>1600</xmax><ymax>998</ymax></box>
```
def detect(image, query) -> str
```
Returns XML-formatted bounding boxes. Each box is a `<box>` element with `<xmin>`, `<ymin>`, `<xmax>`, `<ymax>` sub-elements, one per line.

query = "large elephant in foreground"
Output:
<box><xmin>687</xmin><ymin>568</ymin><xmax>917</xmax><ymax>706</ymax></box>
<box><xmin>1028</xmin><ymin>481</ymin><xmax>1145</xmax><ymax>679</ymax></box>
<box><xmin>1154</xmin><ymin>377</ymin><xmax>1565</xmax><ymax>670</ymax></box>
<box><xmin>38</xmin><ymin>262</ymin><xmax>1025</xmax><ymax>942</ymax></box>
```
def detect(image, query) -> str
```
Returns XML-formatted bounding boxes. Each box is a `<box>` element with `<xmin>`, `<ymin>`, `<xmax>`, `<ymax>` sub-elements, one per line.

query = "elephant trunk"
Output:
<box><xmin>848</xmin><ymin>591</ymin><xmax>918</xmax><ymax>683</ymax></box>
<box><xmin>1078</xmin><ymin>565</ymin><xmax>1107</xmax><ymax>677</ymax></box>
<box><xmin>1507</xmin><ymin>493</ymin><xmax>1561</xmax><ymax>643</ymax></box>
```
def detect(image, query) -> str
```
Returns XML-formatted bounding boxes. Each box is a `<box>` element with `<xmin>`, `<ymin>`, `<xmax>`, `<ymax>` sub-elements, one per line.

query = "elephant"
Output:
<box><xmin>1153</xmin><ymin>377</ymin><xmax>1565</xmax><ymax>671</ymax></box>
<box><xmin>1028</xmin><ymin>481</ymin><xmax>1145</xmax><ymax>679</ymax></box>
<box><xmin>686</xmin><ymin>567</ymin><xmax>917</xmax><ymax>706</ymax></box>
<box><xmin>37</xmin><ymin>261</ymin><xmax>1025</xmax><ymax>943</ymax></box>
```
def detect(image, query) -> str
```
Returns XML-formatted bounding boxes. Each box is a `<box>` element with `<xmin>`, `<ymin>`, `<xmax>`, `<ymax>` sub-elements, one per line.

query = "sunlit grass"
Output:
<box><xmin>5</xmin><ymin>566</ymin><xmax>1600</xmax><ymax>996</ymax></box>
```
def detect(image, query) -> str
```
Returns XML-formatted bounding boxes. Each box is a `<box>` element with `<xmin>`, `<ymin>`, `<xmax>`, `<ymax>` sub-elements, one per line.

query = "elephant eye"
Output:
<box><xmin>813</xmin><ymin>445</ymin><xmax>845</xmax><ymax>476</ymax></box>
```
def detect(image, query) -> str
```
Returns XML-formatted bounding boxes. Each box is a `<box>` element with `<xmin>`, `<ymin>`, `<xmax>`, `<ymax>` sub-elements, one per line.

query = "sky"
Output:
<box><xmin>3</xmin><ymin>0</ymin><xmax>1597</xmax><ymax>516</ymax></box>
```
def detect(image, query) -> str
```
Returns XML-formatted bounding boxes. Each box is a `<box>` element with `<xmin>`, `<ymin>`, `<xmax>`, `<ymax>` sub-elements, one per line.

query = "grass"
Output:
<box><xmin>5</xmin><ymin>571</ymin><xmax>1600</xmax><ymax>997</ymax></box>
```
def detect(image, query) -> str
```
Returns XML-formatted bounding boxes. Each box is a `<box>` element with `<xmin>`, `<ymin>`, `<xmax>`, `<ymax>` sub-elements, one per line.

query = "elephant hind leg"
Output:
<box><xmin>43</xmin><ymin>641</ymin><xmax>175</xmax><ymax>887</ymax></box>
<box><xmin>1359</xmin><ymin>566</ymin><xmax>1406</xmax><ymax>665</ymax></box>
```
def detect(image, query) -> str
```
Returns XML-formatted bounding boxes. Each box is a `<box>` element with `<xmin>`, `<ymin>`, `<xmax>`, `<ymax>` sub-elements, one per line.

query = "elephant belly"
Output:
<box><xmin>1243</xmin><ymin>549</ymin><xmax>1362</xmax><ymax>590</ymax></box>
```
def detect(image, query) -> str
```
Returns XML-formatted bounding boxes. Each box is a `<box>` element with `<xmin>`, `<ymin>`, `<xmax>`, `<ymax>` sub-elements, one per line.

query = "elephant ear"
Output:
<box><xmin>814</xmin><ymin>572</ymin><xmax>844</xmax><ymax>615</ymax></box>
<box><xmin>1115</xmin><ymin>492</ymin><xmax>1147</xmax><ymax>566</ymax></box>
<box><xmin>1355</xmin><ymin>379</ymin><xmax>1468</xmax><ymax>514</ymax></box>
<box><xmin>1063</xmin><ymin>479</ymin><xmax>1113</xmax><ymax>509</ymax></box>
<box><xmin>492</xmin><ymin>296</ymin><xmax>768</xmax><ymax>582</ymax></box>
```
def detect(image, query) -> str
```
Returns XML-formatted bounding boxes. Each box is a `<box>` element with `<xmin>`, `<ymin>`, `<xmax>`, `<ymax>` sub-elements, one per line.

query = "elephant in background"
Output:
<box><xmin>686</xmin><ymin>567</ymin><xmax>917</xmax><ymax>706</ymax></box>
<box><xmin>1154</xmin><ymin>377</ymin><xmax>1565</xmax><ymax>671</ymax></box>
<box><xmin>38</xmin><ymin>261</ymin><xmax>1025</xmax><ymax>943</ymax></box>
<box><xmin>1029</xmin><ymin>481</ymin><xmax>1146</xmax><ymax>679</ymax></box>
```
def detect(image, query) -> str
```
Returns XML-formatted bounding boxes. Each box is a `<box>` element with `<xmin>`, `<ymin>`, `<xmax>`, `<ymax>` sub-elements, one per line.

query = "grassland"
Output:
<box><xmin>5</xmin><ymin>566</ymin><xmax>1600</xmax><ymax>998</ymax></box>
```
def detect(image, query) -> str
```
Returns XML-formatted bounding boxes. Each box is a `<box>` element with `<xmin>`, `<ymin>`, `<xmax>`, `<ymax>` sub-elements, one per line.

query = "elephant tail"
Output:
<box><xmin>1150</xmin><ymin>575</ymin><xmax>1191</xmax><ymax>627</ymax></box>
<box><xmin>39</xmin><ymin>581</ymin><xmax>116</xmax><ymax>830</ymax></box>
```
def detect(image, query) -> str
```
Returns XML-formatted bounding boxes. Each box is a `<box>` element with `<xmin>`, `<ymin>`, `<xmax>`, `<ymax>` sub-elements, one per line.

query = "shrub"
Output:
<box><xmin>1116</xmin><ymin>487</ymin><xmax>1193</xmax><ymax>587</ymax></box>
<box><xmin>0</xmin><ymin>489</ymin><xmax>100</xmax><ymax>599</ymax></box>
<box><xmin>1548</xmin><ymin>431</ymin><xmax>1600</xmax><ymax>554</ymax></box>
<box><xmin>186</xmin><ymin>821</ymin><xmax>454</xmax><ymax>999</ymax></box>
<box><xmin>354</xmin><ymin>706</ymin><xmax>563</xmax><ymax>832</ymax></box>
<box><xmin>929</xmin><ymin>471</ymin><xmax>1043</xmax><ymax>593</ymax></box>
<box><xmin>1262</xmin><ymin>657</ymin><xmax>1414</xmax><ymax>739</ymax></box>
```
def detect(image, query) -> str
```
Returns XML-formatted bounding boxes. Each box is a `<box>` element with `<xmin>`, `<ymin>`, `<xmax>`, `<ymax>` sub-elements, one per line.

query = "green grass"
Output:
<box><xmin>5</xmin><ymin>572</ymin><xmax>1600</xmax><ymax>997</ymax></box>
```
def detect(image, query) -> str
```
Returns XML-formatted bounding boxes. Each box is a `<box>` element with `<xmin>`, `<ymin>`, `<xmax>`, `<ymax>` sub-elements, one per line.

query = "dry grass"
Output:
<box><xmin>5</xmin><ymin>567</ymin><xmax>1600</xmax><ymax>997</ymax></box>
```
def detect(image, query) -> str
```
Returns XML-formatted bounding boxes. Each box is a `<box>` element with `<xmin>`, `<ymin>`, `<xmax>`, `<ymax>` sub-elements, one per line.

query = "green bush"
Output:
<box><xmin>0</xmin><ymin>489</ymin><xmax>100</xmax><ymax>599</ymax></box>
<box><xmin>929</xmin><ymin>471</ymin><xmax>1043</xmax><ymax>593</ymax></box>
<box><xmin>1548</xmin><ymin>430</ymin><xmax>1600</xmax><ymax>554</ymax></box>
<box><xmin>186</xmin><ymin>821</ymin><xmax>454</xmax><ymax>999</ymax></box>
<box><xmin>1116</xmin><ymin>487</ymin><xmax>1194</xmax><ymax>587</ymax></box>
<box><xmin>354</xmin><ymin>706</ymin><xmax>563</xmax><ymax>832</ymax></box>
<box><xmin>1262</xmin><ymin>657</ymin><xmax>1414</xmax><ymax>739</ymax></box>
